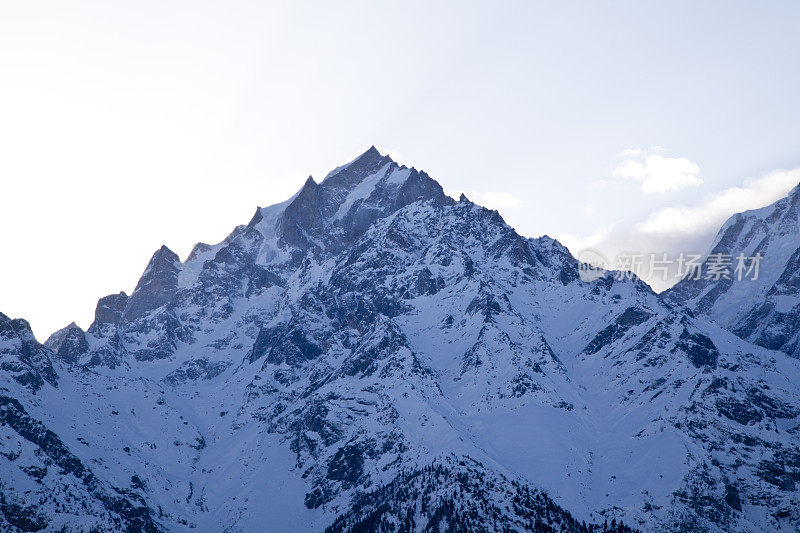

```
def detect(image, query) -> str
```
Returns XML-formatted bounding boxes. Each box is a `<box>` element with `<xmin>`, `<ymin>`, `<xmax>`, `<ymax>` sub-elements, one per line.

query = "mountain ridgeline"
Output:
<box><xmin>2</xmin><ymin>148</ymin><xmax>799</xmax><ymax>532</ymax></box>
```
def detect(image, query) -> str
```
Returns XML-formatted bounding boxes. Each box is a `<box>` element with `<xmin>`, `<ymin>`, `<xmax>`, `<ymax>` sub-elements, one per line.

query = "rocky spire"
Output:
<box><xmin>44</xmin><ymin>322</ymin><xmax>88</xmax><ymax>364</ymax></box>
<box><xmin>122</xmin><ymin>245</ymin><xmax>180</xmax><ymax>323</ymax></box>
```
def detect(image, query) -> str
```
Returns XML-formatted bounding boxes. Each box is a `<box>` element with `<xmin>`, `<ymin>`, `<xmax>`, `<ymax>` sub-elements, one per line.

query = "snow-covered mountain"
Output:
<box><xmin>668</xmin><ymin>183</ymin><xmax>800</xmax><ymax>359</ymax></box>
<box><xmin>2</xmin><ymin>148</ymin><xmax>799</xmax><ymax>532</ymax></box>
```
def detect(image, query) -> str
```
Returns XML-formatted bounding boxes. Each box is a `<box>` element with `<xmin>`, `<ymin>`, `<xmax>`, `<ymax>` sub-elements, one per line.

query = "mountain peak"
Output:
<box><xmin>668</xmin><ymin>179</ymin><xmax>800</xmax><ymax>357</ymax></box>
<box><xmin>7</xmin><ymin>149</ymin><xmax>800</xmax><ymax>533</ymax></box>
<box><xmin>349</xmin><ymin>145</ymin><xmax>384</xmax><ymax>166</ymax></box>
<box><xmin>322</xmin><ymin>147</ymin><xmax>392</xmax><ymax>186</ymax></box>
<box><xmin>122</xmin><ymin>246</ymin><xmax>180</xmax><ymax>323</ymax></box>
<box><xmin>357</xmin><ymin>145</ymin><xmax>386</xmax><ymax>163</ymax></box>
<box><xmin>89</xmin><ymin>291</ymin><xmax>129</xmax><ymax>331</ymax></box>
<box><xmin>44</xmin><ymin>321</ymin><xmax>88</xmax><ymax>364</ymax></box>
<box><xmin>152</xmin><ymin>244</ymin><xmax>179</xmax><ymax>263</ymax></box>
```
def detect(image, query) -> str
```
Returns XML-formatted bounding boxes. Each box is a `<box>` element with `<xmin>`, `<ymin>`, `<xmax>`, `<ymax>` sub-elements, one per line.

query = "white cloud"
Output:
<box><xmin>479</xmin><ymin>191</ymin><xmax>522</xmax><ymax>209</ymax></box>
<box><xmin>584</xmin><ymin>204</ymin><xmax>595</xmax><ymax>214</ymax></box>
<box><xmin>637</xmin><ymin>167</ymin><xmax>800</xmax><ymax>236</ymax></box>
<box><xmin>558</xmin><ymin>223</ymin><xmax>617</xmax><ymax>256</ymax></box>
<box><xmin>445</xmin><ymin>189</ymin><xmax>522</xmax><ymax>210</ymax></box>
<box><xmin>614</xmin><ymin>147</ymin><xmax>702</xmax><ymax>194</ymax></box>
<box><xmin>558</xmin><ymin>166</ymin><xmax>800</xmax><ymax>292</ymax></box>
<box><xmin>618</xmin><ymin>148</ymin><xmax>643</xmax><ymax>158</ymax></box>
<box><xmin>376</xmin><ymin>146</ymin><xmax>403</xmax><ymax>163</ymax></box>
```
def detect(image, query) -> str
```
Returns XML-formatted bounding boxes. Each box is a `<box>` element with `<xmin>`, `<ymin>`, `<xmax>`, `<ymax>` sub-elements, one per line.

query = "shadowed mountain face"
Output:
<box><xmin>2</xmin><ymin>149</ymin><xmax>800</xmax><ymax>532</ymax></box>
<box><xmin>668</xmin><ymin>183</ymin><xmax>800</xmax><ymax>358</ymax></box>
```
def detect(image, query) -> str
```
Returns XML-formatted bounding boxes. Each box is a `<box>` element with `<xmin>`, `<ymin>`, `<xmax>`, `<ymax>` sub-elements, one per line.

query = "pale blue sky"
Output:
<box><xmin>2</xmin><ymin>1</ymin><xmax>799</xmax><ymax>338</ymax></box>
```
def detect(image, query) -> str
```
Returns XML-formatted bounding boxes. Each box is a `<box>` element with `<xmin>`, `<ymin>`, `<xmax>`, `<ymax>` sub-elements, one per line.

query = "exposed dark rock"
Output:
<box><xmin>163</xmin><ymin>357</ymin><xmax>232</xmax><ymax>385</ymax></box>
<box><xmin>44</xmin><ymin>322</ymin><xmax>88</xmax><ymax>364</ymax></box>
<box><xmin>0</xmin><ymin>313</ymin><xmax>57</xmax><ymax>392</ymax></box>
<box><xmin>584</xmin><ymin>307</ymin><xmax>653</xmax><ymax>355</ymax></box>
<box><xmin>675</xmin><ymin>328</ymin><xmax>719</xmax><ymax>369</ymax></box>
<box><xmin>249</xmin><ymin>322</ymin><xmax>322</xmax><ymax>366</ymax></box>
<box><xmin>0</xmin><ymin>396</ymin><xmax>161</xmax><ymax>532</ymax></box>
<box><xmin>122</xmin><ymin>245</ymin><xmax>181</xmax><ymax>323</ymax></box>
<box><xmin>89</xmin><ymin>291</ymin><xmax>129</xmax><ymax>331</ymax></box>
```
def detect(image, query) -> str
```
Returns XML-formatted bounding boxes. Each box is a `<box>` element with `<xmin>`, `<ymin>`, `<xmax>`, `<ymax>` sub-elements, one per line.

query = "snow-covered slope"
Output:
<box><xmin>2</xmin><ymin>148</ymin><xmax>799</xmax><ymax>532</ymax></box>
<box><xmin>668</xmin><ymin>183</ymin><xmax>800</xmax><ymax>358</ymax></box>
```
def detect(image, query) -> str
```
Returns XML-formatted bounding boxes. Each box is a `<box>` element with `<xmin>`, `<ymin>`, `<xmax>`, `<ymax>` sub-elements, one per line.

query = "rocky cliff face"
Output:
<box><xmin>2</xmin><ymin>149</ymin><xmax>799</xmax><ymax>532</ymax></box>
